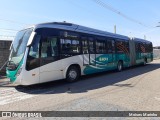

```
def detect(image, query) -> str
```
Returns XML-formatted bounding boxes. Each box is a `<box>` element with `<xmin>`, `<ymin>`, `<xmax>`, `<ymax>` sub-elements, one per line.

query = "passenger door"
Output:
<box><xmin>82</xmin><ymin>39</ymin><xmax>89</xmax><ymax>65</ymax></box>
<box><xmin>82</xmin><ymin>38</ymin><xmax>96</xmax><ymax>66</ymax></box>
<box><xmin>107</xmin><ymin>40</ymin><xmax>114</xmax><ymax>67</ymax></box>
<box><xmin>111</xmin><ymin>40</ymin><xmax>116</xmax><ymax>65</ymax></box>
<box><xmin>89</xmin><ymin>39</ymin><xmax>96</xmax><ymax>66</ymax></box>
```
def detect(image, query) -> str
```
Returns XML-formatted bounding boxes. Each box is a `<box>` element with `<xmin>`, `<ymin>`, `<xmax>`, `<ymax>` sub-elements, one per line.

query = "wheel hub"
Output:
<box><xmin>118</xmin><ymin>63</ymin><xmax>122</xmax><ymax>70</ymax></box>
<box><xmin>69</xmin><ymin>70</ymin><xmax>77</xmax><ymax>80</ymax></box>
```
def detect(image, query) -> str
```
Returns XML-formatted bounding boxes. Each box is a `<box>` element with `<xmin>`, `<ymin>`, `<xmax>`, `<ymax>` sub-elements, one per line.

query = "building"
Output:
<box><xmin>153</xmin><ymin>46</ymin><xmax>160</xmax><ymax>49</ymax></box>
<box><xmin>0</xmin><ymin>40</ymin><xmax>12</xmax><ymax>75</ymax></box>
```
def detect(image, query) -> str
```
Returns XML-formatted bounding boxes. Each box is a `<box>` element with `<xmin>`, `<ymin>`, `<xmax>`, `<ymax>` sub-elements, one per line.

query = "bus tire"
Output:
<box><xmin>143</xmin><ymin>58</ymin><xmax>147</xmax><ymax>66</ymax></box>
<box><xmin>66</xmin><ymin>66</ymin><xmax>80</xmax><ymax>82</ymax></box>
<box><xmin>117</xmin><ymin>61</ymin><xmax>123</xmax><ymax>72</ymax></box>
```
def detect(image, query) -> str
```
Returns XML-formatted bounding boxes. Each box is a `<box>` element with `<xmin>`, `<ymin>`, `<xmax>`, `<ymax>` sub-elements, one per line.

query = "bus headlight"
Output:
<box><xmin>16</xmin><ymin>67</ymin><xmax>22</xmax><ymax>76</ymax></box>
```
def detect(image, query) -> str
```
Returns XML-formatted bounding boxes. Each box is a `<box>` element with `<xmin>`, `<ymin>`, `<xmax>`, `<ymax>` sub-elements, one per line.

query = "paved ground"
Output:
<box><xmin>0</xmin><ymin>60</ymin><xmax>160</xmax><ymax>120</ymax></box>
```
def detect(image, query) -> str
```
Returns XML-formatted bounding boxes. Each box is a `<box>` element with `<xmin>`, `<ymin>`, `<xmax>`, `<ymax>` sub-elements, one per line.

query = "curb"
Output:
<box><xmin>0</xmin><ymin>76</ymin><xmax>10</xmax><ymax>85</ymax></box>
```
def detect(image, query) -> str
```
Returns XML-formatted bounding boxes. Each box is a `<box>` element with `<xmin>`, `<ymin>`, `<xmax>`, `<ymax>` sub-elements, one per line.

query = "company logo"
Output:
<box><xmin>99</xmin><ymin>57</ymin><xmax>108</xmax><ymax>62</ymax></box>
<box><xmin>2</xmin><ymin>112</ymin><xmax>11</xmax><ymax>117</ymax></box>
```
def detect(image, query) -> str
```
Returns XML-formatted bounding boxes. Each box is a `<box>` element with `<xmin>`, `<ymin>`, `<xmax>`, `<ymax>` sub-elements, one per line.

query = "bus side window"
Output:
<box><xmin>96</xmin><ymin>40</ymin><xmax>106</xmax><ymax>54</ymax></box>
<box><xmin>41</xmin><ymin>37</ymin><xmax>58</xmax><ymax>58</ymax></box>
<box><xmin>125</xmin><ymin>41</ymin><xmax>129</xmax><ymax>53</ymax></box>
<box><xmin>135</xmin><ymin>42</ymin><xmax>139</xmax><ymax>53</ymax></box>
<box><xmin>82</xmin><ymin>39</ymin><xmax>88</xmax><ymax>54</ymax></box>
<box><xmin>112</xmin><ymin>40</ymin><xmax>115</xmax><ymax>53</ymax></box>
<box><xmin>61</xmin><ymin>39</ymin><xmax>71</xmax><ymax>55</ymax></box>
<box><xmin>116</xmin><ymin>40</ymin><xmax>125</xmax><ymax>53</ymax></box>
<box><xmin>60</xmin><ymin>38</ymin><xmax>80</xmax><ymax>57</ymax></box>
<box><xmin>138</xmin><ymin>42</ymin><xmax>143</xmax><ymax>53</ymax></box>
<box><xmin>40</xmin><ymin>37</ymin><xmax>59</xmax><ymax>66</ymax></box>
<box><xmin>88</xmin><ymin>37</ymin><xmax>95</xmax><ymax>54</ymax></box>
<box><xmin>72</xmin><ymin>39</ymin><xmax>80</xmax><ymax>53</ymax></box>
<box><xmin>107</xmin><ymin>40</ymin><xmax>113</xmax><ymax>53</ymax></box>
<box><xmin>148</xmin><ymin>43</ymin><xmax>153</xmax><ymax>52</ymax></box>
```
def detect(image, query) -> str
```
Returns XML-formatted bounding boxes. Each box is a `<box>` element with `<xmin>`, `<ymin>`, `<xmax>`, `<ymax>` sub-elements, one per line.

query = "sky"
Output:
<box><xmin>0</xmin><ymin>0</ymin><xmax>160</xmax><ymax>46</ymax></box>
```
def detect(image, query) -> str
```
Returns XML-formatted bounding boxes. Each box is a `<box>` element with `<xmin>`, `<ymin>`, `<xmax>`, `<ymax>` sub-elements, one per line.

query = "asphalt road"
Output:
<box><xmin>0</xmin><ymin>59</ymin><xmax>160</xmax><ymax>120</ymax></box>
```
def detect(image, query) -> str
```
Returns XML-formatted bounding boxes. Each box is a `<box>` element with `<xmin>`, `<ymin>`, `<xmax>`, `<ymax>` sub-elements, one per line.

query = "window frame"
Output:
<box><xmin>115</xmin><ymin>39</ymin><xmax>126</xmax><ymax>54</ymax></box>
<box><xmin>96</xmin><ymin>38</ymin><xmax>106</xmax><ymax>54</ymax></box>
<box><xmin>39</xmin><ymin>35</ymin><xmax>60</xmax><ymax>66</ymax></box>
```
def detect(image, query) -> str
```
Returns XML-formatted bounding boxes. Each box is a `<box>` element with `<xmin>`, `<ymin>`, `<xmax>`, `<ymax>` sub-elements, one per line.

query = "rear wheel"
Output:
<box><xmin>117</xmin><ymin>61</ymin><xmax>123</xmax><ymax>72</ymax></box>
<box><xmin>66</xmin><ymin>66</ymin><xmax>80</xmax><ymax>82</ymax></box>
<box><xmin>143</xmin><ymin>58</ymin><xmax>147</xmax><ymax>65</ymax></box>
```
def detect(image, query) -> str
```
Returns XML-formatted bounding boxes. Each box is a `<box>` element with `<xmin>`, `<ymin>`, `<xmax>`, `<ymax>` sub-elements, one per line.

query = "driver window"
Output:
<box><xmin>26</xmin><ymin>35</ymin><xmax>41</xmax><ymax>71</ymax></box>
<box><xmin>28</xmin><ymin>35</ymin><xmax>41</xmax><ymax>58</ymax></box>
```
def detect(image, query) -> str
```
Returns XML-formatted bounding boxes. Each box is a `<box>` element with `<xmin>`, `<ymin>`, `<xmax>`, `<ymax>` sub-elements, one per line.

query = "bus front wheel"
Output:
<box><xmin>66</xmin><ymin>66</ymin><xmax>80</xmax><ymax>82</ymax></box>
<box><xmin>117</xmin><ymin>61</ymin><xmax>123</xmax><ymax>72</ymax></box>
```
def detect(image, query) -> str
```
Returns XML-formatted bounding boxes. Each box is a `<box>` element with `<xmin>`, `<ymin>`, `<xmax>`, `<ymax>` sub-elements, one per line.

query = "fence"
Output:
<box><xmin>0</xmin><ymin>40</ymin><xmax>12</xmax><ymax>75</ymax></box>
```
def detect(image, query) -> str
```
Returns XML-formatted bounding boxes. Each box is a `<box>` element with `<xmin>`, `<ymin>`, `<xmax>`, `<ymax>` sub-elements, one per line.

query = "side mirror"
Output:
<box><xmin>7</xmin><ymin>61</ymin><xmax>18</xmax><ymax>70</ymax></box>
<box><xmin>27</xmin><ymin>32</ymin><xmax>36</xmax><ymax>46</ymax></box>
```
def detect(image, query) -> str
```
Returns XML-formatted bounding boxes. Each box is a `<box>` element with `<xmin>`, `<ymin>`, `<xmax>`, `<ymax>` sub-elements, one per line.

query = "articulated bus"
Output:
<box><xmin>6</xmin><ymin>22</ymin><xmax>153</xmax><ymax>85</ymax></box>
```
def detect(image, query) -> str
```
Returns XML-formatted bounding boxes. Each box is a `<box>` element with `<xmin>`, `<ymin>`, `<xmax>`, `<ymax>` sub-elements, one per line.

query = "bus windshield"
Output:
<box><xmin>9</xmin><ymin>28</ymin><xmax>33</xmax><ymax>65</ymax></box>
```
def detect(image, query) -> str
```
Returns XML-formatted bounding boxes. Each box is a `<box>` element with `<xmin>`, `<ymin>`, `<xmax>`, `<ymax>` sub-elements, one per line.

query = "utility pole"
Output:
<box><xmin>114</xmin><ymin>25</ymin><xmax>116</xmax><ymax>34</ymax></box>
<box><xmin>144</xmin><ymin>35</ymin><xmax>146</xmax><ymax>40</ymax></box>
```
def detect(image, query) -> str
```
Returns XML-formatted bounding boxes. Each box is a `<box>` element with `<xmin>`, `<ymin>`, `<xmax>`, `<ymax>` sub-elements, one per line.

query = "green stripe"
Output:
<box><xmin>6</xmin><ymin>59</ymin><xmax>23</xmax><ymax>83</ymax></box>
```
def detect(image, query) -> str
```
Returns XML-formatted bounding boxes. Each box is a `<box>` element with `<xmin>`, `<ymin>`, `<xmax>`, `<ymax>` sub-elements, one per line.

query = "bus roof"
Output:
<box><xmin>132</xmin><ymin>37</ymin><xmax>152</xmax><ymax>43</ymax></box>
<box><xmin>34</xmin><ymin>22</ymin><xmax>129</xmax><ymax>40</ymax></box>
